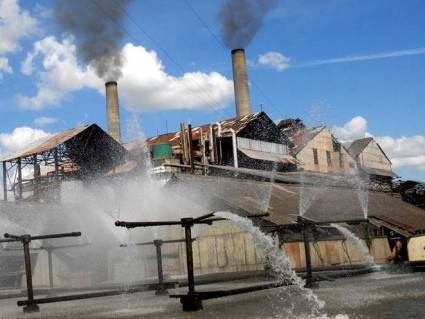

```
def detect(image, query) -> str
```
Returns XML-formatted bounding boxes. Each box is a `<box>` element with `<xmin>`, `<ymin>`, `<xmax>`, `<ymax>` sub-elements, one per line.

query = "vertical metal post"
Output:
<box><xmin>184</xmin><ymin>220</ymin><xmax>195</xmax><ymax>293</ymax></box>
<box><xmin>180</xmin><ymin>218</ymin><xmax>202</xmax><ymax>311</ymax></box>
<box><xmin>33</xmin><ymin>155</ymin><xmax>39</xmax><ymax>201</ymax></box>
<box><xmin>17</xmin><ymin>158</ymin><xmax>23</xmax><ymax>200</ymax></box>
<box><xmin>187</xmin><ymin>124</ymin><xmax>195</xmax><ymax>174</ymax></box>
<box><xmin>154</xmin><ymin>240</ymin><xmax>167</xmax><ymax>295</ymax></box>
<box><xmin>22</xmin><ymin>237</ymin><xmax>39</xmax><ymax>312</ymax></box>
<box><xmin>54</xmin><ymin>148</ymin><xmax>60</xmax><ymax>202</ymax></box>
<box><xmin>47</xmin><ymin>248</ymin><xmax>54</xmax><ymax>289</ymax></box>
<box><xmin>303</xmin><ymin>223</ymin><xmax>316</xmax><ymax>289</ymax></box>
<box><xmin>3</xmin><ymin>161</ymin><xmax>7</xmax><ymax>201</ymax></box>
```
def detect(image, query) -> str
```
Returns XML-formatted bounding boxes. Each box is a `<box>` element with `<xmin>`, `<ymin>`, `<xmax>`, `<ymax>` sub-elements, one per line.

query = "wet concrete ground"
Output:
<box><xmin>0</xmin><ymin>271</ymin><xmax>424</xmax><ymax>319</ymax></box>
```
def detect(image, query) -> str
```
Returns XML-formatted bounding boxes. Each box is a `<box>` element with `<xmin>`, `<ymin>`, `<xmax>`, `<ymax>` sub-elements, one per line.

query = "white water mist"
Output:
<box><xmin>331</xmin><ymin>223</ymin><xmax>375</xmax><ymax>266</ymax></box>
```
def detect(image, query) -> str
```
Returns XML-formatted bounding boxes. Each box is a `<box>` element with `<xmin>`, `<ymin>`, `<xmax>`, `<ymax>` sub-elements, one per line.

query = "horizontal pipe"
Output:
<box><xmin>193</xmin><ymin>212</ymin><xmax>216</xmax><ymax>222</ymax></box>
<box><xmin>115</xmin><ymin>221</ymin><xmax>182</xmax><ymax>228</ymax></box>
<box><xmin>0</xmin><ymin>238</ymin><xmax>20</xmax><ymax>243</ymax></box>
<box><xmin>4</xmin><ymin>232</ymin><xmax>81</xmax><ymax>241</ymax></box>
<box><xmin>170</xmin><ymin>282</ymin><xmax>288</xmax><ymax>301</ymax></box>
<box><xmin>3</xmin><ymin>233</ymin><xmax>20</xmax><ymax>239</ymax></box>
<box><xmin>17</xmin><ymin>284</ymin><xmax>168</xmax><ymax>306</ymax></box>
<box><xmin>116</xmin><ymin>213</ymin><xmax>270</xmax><ymax>229</ymax></box>
<box><xmin>30</xmin><ymin>232</ymin><xmax>82</xmax><ymax>241</ymax></box>
<box><xmin>120</xmin><ymin>238</ymin><xmax>195</xmax><ymax>247</ymax></box>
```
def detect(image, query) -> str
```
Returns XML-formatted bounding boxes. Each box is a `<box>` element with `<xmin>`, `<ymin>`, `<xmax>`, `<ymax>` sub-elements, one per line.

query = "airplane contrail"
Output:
<box><xmin>294</xmin><ymin>47</ymin><xmax>425</xmax><ymax>68</ymax></box>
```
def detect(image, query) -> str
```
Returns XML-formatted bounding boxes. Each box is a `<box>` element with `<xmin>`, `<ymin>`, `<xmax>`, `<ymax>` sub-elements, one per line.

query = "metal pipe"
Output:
<box><xmin>188</xmin><ymin>124</ymin><xmax>195</xmax><ymax>174</ymax></box>
<box><xmin>120</xmin><ymin>238</ymin><xmax>194</xmax><ymax>247</ymax></box>
<box><xmin>153</xmin><ymin>240</ymin><xmax>167</xmax><ymax>295</ymax></box>
<box><xmin>227</xmin><ymin>129</ymin><xmax>238</xmax><ymax>168</ymax></box>
<box><xmin>17</xmin><ymin>286</ymin><xmax>153</xmax><ymax>306</ymax></box>
<box><xmin>209</xmin><ymin>125</ymin><xmax>215</xmax><ymax>163</ymax></box>
<box><xmin>33</xmin><ymin>155</ymin><xmax>39</xmax><ymax>202</ymax></box>
<box><xmin>214</xmin><ymin>122</ymin><xmax>222</xmax><ymax>137</ymax></box>
<box><xmin>115</xmin><ymin>221</ymin><xmax>182</xmax><ymax>228</ymax></box>
<box><xmin>47</xmin><ymin>248</ymin><xmax>54</xmax><ymax>289</ymax></box>
<box><xmin>22</xmin><ymin>237</ymin><xmax>39</xmax><ymax>312</ymax></box>
<box><xmin>214</xmin><ymin>122</ymin><xmax>222</xmax><ymax>164</ymax></box>
<box><xmin>182</xmin><ymin>218</ymin><xmax>195</xmax><ymax>294</ymax></box>
<box><xmin>54</xmin><ymin>148</ymin><xmax>60</xmax><ymax>202</ymax></box>
<box><xmin>29</xmin><ymin>232</ymin><xmax>81</xmax><ymax>241</ymax></box>
<box><xmin>17</xmin><ymin>158</ymin><xmax>22</xmax><ymax>200</ymax></box>
<box><xmin>302</xmin><ymin>223</ymin><xmax>314</xmax><ymax>288</ymax></box>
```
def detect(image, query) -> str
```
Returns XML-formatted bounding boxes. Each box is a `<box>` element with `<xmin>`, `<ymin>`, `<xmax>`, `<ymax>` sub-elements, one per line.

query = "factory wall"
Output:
<box><xmin>297</xmin><ymin>129</ymin><xmax>357</xmax><ymax>175</ymax></box>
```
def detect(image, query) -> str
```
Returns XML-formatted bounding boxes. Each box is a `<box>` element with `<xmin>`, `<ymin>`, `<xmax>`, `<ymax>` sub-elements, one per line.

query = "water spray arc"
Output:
<box><xmin>115</xmin><ymin>212</ymin><xmax>269</xmax><ymax>311</ymax></box>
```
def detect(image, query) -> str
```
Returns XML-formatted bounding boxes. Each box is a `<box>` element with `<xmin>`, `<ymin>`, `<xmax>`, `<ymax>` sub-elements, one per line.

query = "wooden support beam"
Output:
<box><xmin>17</xmin><ymin>158</ymin><xmax>23</xmax><ymax>200</ymax></box>
<box><xmin>3</xmin><ymin>161</ymin><xmax>7</xmax><ymax>201</ymax></box>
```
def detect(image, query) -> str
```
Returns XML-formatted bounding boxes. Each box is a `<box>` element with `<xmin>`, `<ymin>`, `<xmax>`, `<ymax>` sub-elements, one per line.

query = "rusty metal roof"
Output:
<box><xmin>170</xmin><ymin>173</ymin><xmax>425</xmax><ymax>234</ymax></box>
<box><xmin>145</xmin><ymin>112</ymin><xmax>264</xmax><ymax>147</ymax></box>
<box><xmin>2</xmin><ymin>125</ymin><xmax>90</xmax><ymax>161</ymax></box>
<box><xmin>283</xmin><ymin>126</ymin><xmax>326</xmax><ymax>155</ymax></box>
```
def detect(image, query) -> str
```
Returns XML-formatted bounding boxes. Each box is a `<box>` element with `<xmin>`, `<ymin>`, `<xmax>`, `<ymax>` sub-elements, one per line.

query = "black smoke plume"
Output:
<box><xmin>218</xmin><ymin>0</ymin><xmax>278</xmax><ymax>49</ymax></box>
<box><xmin>55</xmin><ymin>0</ymin><xmax>132</xmax><ymax>81</ymax></box>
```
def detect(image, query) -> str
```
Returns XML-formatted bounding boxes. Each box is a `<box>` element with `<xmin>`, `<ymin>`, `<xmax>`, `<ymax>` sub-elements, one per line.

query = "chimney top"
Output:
<box><xmin>231</xmin><ymin>48</ymin><xmax>245</xmax><ymax>54</ymax></box>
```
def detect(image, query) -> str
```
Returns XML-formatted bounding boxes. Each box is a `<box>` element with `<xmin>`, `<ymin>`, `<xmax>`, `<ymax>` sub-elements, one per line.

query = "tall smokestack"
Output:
<box><xmin>105</xmin><ymin>81</ymin><xmax>121</xmax><ymax>142</ymax></box>
<box><xmin>231</xmin><ymin>49</ymin><xmax>252</xmax><ymax>117</ymax></box>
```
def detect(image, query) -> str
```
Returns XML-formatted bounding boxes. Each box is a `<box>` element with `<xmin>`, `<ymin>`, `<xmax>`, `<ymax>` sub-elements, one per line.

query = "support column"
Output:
<box><xmin>3</xmin><ymin>161</ymin><xmax>7</xmax><ymax>201</ymax></box>
<box><xmin>33</xmin><ymin>155</ymin><xmax>40</xmax><ymax>202</ymax></box>
<box><xmin>54</xmin><ymin>149</ymin><xmax>60</xmax><ymax>202</ymax></box>
<box><xmin>17</xmin><ymin>158</ymin><xmax>23</xmax><ymax>200</ymax></box>
<box><xmin>23</xmin><ymin>237</ymin><xmax>39</xmax><ymax>313</ymax></box>
<box><xmin>188</xmin><ymin>124</ymin><xmax>194</xmax><ymax>174</ymax></box>
<box><xmin>47</xmin><ymin>248</ymin><xmax>54</xmax><ymax>289</ymax></box>
<box><xmin>154</xmin><ymin>240</ymin><xmax>167</xmax><ymax>295</ymax></box>
<box><xmin>302</xmin><ymin>223</ymin><xmax>317</xmax><ymax>289</ymax></box>
<box><xmin>180</xmin><ymin>218</ymin><xmax>202</xmax><ymax>311</ymax></box>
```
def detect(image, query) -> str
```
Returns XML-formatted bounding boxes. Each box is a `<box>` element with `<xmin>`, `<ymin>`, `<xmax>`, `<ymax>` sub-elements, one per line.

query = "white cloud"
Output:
<box><xmin>33</xmin><ymin>116</ymin><xmax>57</xmax><ymax>126</ymax></box>
<box><xmin>258</xmin><ymin>51</ymin><xmax>290</xmax><ymax>71</ymax></box>
<box><xmin>0</xmin><ymin>0</ymin><xmax>38</xmax><ymax>77</ymax></box>
<box><xmin>18</xmin><ymin>36</ymin><xmax>101</xmax><ymax>109</ymax></box>
<box><xmin>332</xmin><ymin>116</ymin><xmax>368</xmax><ymax>142</ymax></box>
<box><xmin>332</xmin><ymin>116</ymin><xmax>425</xmax><ymax>172</ymax></box>
<box><xmin>0</xmin><ymin>56</ymin><xmax>13</xmax><ymax>78</ymax></box>
<box><xmin>376</xmin><ymin>135</ymin><xmax>425</xmax><ymax>171</ymax></box>
<box><xmin>19</xmin><ymin>37</ymin><xmax>234</xmax><ymax>111</ymax></box>
<box><xmin>0</xmin><ymin>126</ymin><xmax>51</xmax><ymax>157</ymax></box>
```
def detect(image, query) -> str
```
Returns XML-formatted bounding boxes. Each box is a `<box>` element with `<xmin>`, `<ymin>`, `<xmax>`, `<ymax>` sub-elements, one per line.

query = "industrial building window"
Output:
<box><xmin>313</xmin><ymin>148</ymin><xmax>319</xmax><ymax>165</ymax></box>
<box><xmin>326</xmin><ymin>151</ymin><xmax>332</xmax><ymax>167</ymax></box>
<box><xmin>339</xmin><ymin>153</ymin><xmax>344</xmax><ymax>168</ymax></box>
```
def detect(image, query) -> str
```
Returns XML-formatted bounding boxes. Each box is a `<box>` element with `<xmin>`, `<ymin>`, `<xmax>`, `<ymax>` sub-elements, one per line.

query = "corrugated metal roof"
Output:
<box><xmin>170</xmin><ymin>173</ymin><xmax>425</xmax><ymax>233</ymax></box>
<box><xmin>347</xmin><ymin>137</ymin><xmax>373</xmax><ymax>158</ymax></box>
<box><xmin>238</xmin><ymin>148</ymin><xmax>300</xmax><ymax>165</ymax></box>
<box><xmin>2</xmin><ymin>125</ymin><xmax>90</xmax><ymax>161</ymax></box>
<box><xmin>284</xmin><ymin>127</ymin><xmax>326</xmax><ymax>155</ymax></box>
<box><xmin>144</xmin><ymin>112</ymin><xmax>264</xmax><ymax>147</ymax></box>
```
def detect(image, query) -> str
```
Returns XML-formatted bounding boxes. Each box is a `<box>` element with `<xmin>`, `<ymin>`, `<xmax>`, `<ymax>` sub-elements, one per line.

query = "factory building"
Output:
<box><xmin>278</xmin><ymin>119</ymin><xmax>357</xmax><ymax>176</ymax></box>
<box><xmin>144</xmin><ymin>112</ymin><xmax>299</xmax><ymax>173</ymax></box>
<box><xmin>345</xmin><ymin>137</ymin><xmax>397</xmax><ymax>192</ymax></box>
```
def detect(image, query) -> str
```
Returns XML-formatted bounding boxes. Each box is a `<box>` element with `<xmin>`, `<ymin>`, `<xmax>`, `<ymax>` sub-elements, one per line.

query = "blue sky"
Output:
<box><xmin>0</xmin><ymin>0</ymin><xmax>424</xmax><ymax>181</ymax></box>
